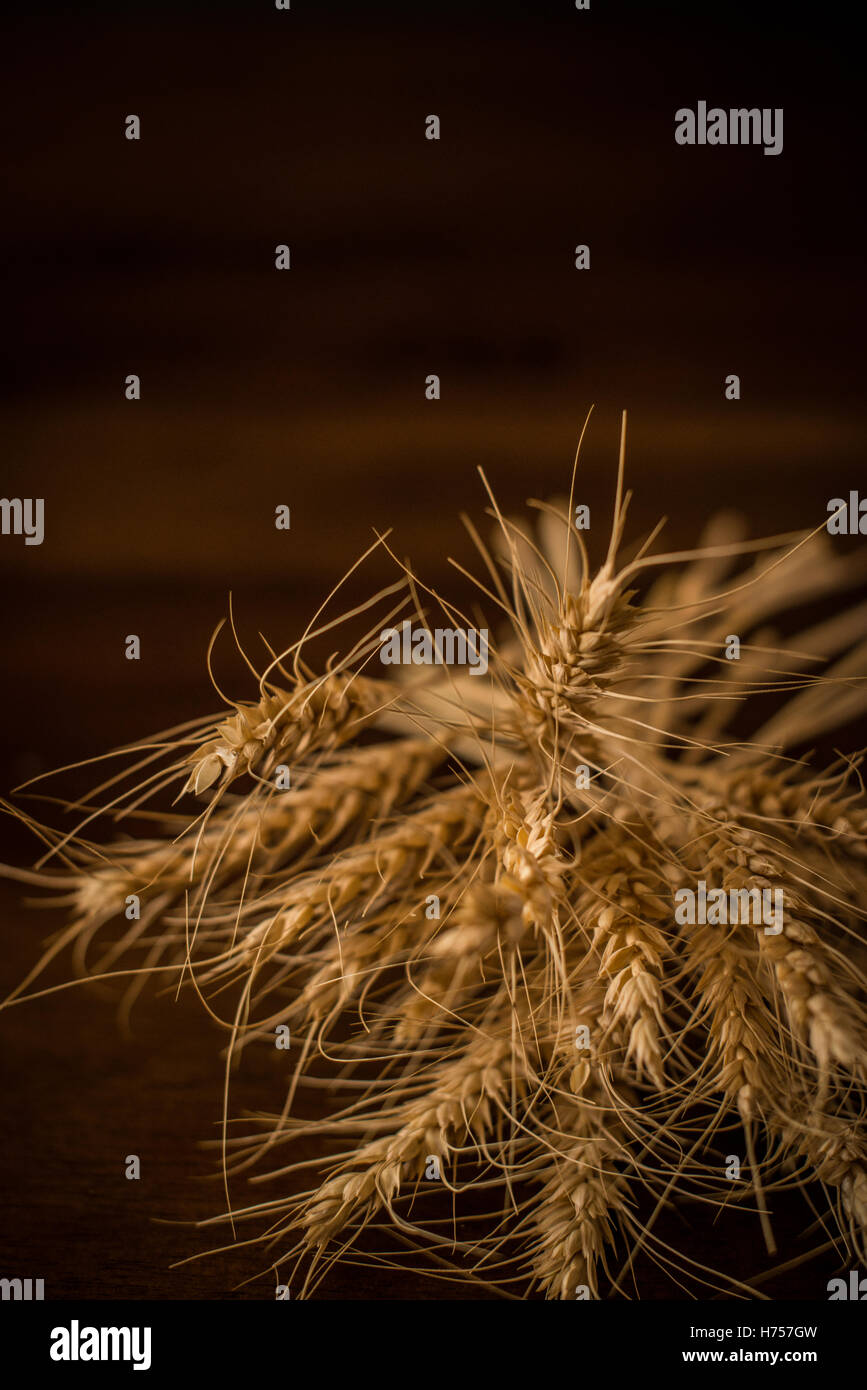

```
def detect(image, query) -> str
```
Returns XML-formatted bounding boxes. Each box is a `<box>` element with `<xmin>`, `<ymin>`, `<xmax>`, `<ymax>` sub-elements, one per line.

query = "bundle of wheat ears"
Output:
<box><xmin>6</xmin><ymin>413</ymin><xmax>867</xmax><ymax>1299</ymax></box>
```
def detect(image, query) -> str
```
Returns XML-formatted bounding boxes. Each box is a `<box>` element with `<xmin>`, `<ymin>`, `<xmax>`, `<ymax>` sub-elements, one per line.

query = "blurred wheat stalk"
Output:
<box><xmin>5</xmin><ymin>412</ymin><xmax>867</xmax><ymax>1299</ymax></box>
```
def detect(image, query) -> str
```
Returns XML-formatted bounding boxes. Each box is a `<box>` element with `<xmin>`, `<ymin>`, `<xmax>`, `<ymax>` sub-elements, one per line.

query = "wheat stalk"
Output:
<box><xmin>5</xmin><ymin>410</ymin><xmax>867</xmax><ymax>1298</ymax></box>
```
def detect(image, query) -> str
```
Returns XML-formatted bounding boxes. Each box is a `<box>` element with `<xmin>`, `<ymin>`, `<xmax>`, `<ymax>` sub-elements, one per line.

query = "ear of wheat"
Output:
<box><xmin>5</xmin><ymin>411</ymin><xmax>867</xmax><ymax>1299</ymax></box>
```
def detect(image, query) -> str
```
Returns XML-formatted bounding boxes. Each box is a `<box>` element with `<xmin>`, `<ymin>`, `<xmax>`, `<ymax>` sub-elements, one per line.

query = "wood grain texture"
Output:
<box><xmin>2</xmin><ymin>1</ymin><xmax>864</xmax><ymax>1300</ymax></box>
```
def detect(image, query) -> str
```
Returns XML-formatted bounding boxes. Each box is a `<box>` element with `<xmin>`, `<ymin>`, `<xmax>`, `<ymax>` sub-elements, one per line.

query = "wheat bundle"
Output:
<box><xmin>5</xmin><ymin>412</ymin><xmax>867</xmax><ymax>1299</ymax></box>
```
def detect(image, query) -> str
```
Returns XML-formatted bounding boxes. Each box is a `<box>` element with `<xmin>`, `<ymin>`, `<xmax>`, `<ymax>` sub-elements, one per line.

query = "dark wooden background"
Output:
<box><xmin>1</xmin><ymin>0</ymin><xmax>864</xmax><ymax>1299</ymax></box>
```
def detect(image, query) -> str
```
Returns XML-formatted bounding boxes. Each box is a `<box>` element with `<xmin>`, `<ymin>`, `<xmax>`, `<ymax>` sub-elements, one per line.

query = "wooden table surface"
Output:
<box><xmin>2</xmin><ymin>0</ymin><xmax>864</xmax><ymax>1300</ymax></box>
<box><xmin>0</xmin><ymin>616</ymin><xmax>855</xmax><ymax>1301</ymax></box>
